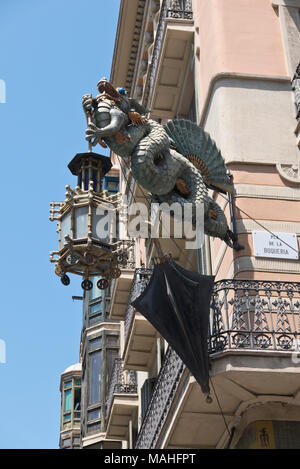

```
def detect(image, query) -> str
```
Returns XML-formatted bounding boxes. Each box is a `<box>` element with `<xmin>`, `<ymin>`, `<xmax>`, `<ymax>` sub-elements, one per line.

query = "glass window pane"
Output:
<box><xmin>90</xmin><ymin>302</ymin><xmax>102</xmax><ymax>314</ymax></box>
<box><xmin>104</xmin><ymin>177</ymin><xmax>119</xmax><ymax>194</ymax></box>
<box><xmin>84</xmin><ymin>168</ymin><xmax>89</xmax><ymax>190</ymax></box>
<box><xmin>64</xmin><ymin>380</ymin><xmax>72</xmax><ymax>389</ymax></box>
<box><xmin>63</xmin><ymin>413</ymin><xmax>71</xmax><ymax>422</ymax></box>
<box><xmin>91</xmin><ymin>276</ymin><xmax>101</xmax><ymax>300</ymax></box>
<box><xmin>106</xmin><ymin>336</ymin><xmax>118</xmax><ymax>346</ymax></box>
<box><xmin>88</xmin><ymin>408</ymin><xmax>100</xmax><ymax>421</ymax></box>
<box><xmin>92</xmin><ymin>170</ymin><xmax>97</xmax><ymax>191</ymax></box>
<box><xmin>74</xmin><ymin>379</ymin><xmax>81</xmax><ymax>386</ymax></box>
<box><xmin>64</xmin><ymin>389</ymin><xmax>72</xmax><ymax>412</ymax></box>
<box><xmin>90</xmin><ymin>337</ymin><xmax>102</xmax><ymax>350</ymax></box>
<box><xmin>89</xmin><ymin>351</ymin><xmax>101</xmax><ymax>405</ymax></box>
<box><xmin>62</xmin><ymin>438</ymin><xmax>71</xmax><ymax>447</ymax></box>
<box><xmin>74</xmin><ymin>388</ymin><xmax>81</xmax><ymax>410</ymax></box>
<box><xmin>89</xmin><ymin>314</ymin><xmax>103</xmax><ymax>327</ymax></box>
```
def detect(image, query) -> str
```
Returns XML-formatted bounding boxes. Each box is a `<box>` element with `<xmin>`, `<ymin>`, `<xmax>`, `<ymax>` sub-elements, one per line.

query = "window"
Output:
<box><xmin>64</xmin><ymin>389</ymin><xmax>72</xmax><ymax>412</ymax></box>
<box><xmin>106</xmin><ymin>335</ymin><xmax>119</xmax><ymax>346</ymax></box>
<box><xmin>90</xmin><ymin>337</ymin><xmax>102</xmax><ymax>350</ymax></box>
<box><xmin>84</xmin><ymin>168</ymin><xmax>89</xmax><ymax>190</ymax></box>
<box><xmin>63</xmin><ymin>413</ymin><xmax>71</xmax><ymax>423</ymax></box>
<box><xmin>89</xmin><ymin>351</ymin><xmax>101</xmax><ymax>405</ymax></box>
<box><xmin>73</xmin><ymin>437</ymin><xmax>81</xmax><ymax>448</ymax></box>
<box><xmin>88</xmin><ymin>408</ymin><xmax>100</xmax><ymax>421</ymax></box>
<box><xmin>62</xmin><ymin>438</ymin><xmax>71</xmax><ymax>448</ymax></box>
<box><xmin>62</xmin><ymin>377</ymin><xmax>81</xmax><ymax>427</ymax></box>
<box><xmin>90</xmin><ymin>301</ymin><xmax>102</xmax><ymax>314</ymax></box>
<box><xmin>83</xmin><ymin>332</ymin><xmax>120</xmax><ymax>436</ymax></box>
<box><xmin>91</xmin><ymin>276</ymin><xmax>101</xmax><ymax>300</ymax></box>
<box><xmin>103</xmin><ymin>176</ymin><xmax>119</xmax><ymax>195</ymax></box>
<box><xmin>89</xmin><ymin>278</ymin><xmax>111</xmax><ymax>325</ymax></box>
<box><xmin>92</xmin><ymin>170</ymin><xmax>97</xmax><ymax>190</ymax></box>
<box><xmin>74</xmin><ymin>388</ymin><xmax>81</xmax><ymax>411</ymax></box>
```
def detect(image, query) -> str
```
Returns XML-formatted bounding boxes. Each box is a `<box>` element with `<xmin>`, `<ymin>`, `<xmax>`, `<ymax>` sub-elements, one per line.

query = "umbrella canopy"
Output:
<box><xmin>131</xmin><ymin>259</ymin><xmax>215</xmax><ymax>394</ymax></box>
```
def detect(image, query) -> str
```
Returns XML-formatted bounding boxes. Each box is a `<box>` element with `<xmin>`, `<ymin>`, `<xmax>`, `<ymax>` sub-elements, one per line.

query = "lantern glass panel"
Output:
<box><xmin>92</xmin><ymin>170</ymin><xmax>97</xmax><ymax>190</ymax></box>
<box><xmin>74</xmin><ymin>206</ymin><xmax>88</xmax><ymax>239</ymax></box>
<box><xmin>61</xmin><ymin>210</ymin><xmax>71</xmax><ymax>246</ymax></box>
<box><xmin>92</xmin><ymin>206</ymin><xmax>111</xmax><ymax>243</ymax></box>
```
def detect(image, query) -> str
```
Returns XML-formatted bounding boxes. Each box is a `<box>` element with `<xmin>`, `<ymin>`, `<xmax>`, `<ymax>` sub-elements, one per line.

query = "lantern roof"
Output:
<box><xmin>68</xmin><ymin>152</ymin><xmax>112</xmax><ymax>177</ymax></box>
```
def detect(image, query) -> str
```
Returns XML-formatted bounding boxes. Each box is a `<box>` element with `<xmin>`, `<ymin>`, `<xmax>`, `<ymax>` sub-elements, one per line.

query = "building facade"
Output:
<box><xmin>59</xmin><ymin>0</ymin><xmax>300</xmax><ymax>449</ymax></box>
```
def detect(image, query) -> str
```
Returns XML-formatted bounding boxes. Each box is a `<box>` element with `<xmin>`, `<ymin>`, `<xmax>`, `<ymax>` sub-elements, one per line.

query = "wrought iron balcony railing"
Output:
<box><xmin>135</xmin><ymin>346</ymin><xmax>184</xmax><ymax>449</ymax></box>
<box><xmin>124</xmin><ymin>267</ymin><xmax>153</xmax><ymax>345</ymax></box>
<box><xmin>210</xmin><ymin>279</ymin><xmax>300</xmax><ymax>354</ymax></box>
<box><xmin>167</xmin><ymin>0</ymin><xmax>193</xmax><ymax>19</ymax></box>
<box><xmin>106</xmin><ymin>358</ymin><xmax>138</xmax><ymax>418</ymax></box>
<box><xmin>112</xmin><ymin>239</ymin><xmax>136</xmax><ymax>270</ymax></box>
<box><xmin>134</xmin><ymin>278</ymin><xmax>300</xmax><ymax>449</ymax></box>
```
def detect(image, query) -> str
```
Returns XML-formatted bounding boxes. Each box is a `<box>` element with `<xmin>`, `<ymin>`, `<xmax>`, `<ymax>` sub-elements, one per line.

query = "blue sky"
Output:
<box><xmin>0</xmin><ymin>0</ymin><xmax>120</xmax><ymax>449</ymax></box>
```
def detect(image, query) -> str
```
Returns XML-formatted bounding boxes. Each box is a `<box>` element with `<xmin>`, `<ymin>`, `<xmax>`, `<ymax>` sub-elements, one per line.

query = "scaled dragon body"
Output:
<box><xmin>83</xmin><ymin>78</ymin><xmax>236</xmax><ymax>247</ymax></box>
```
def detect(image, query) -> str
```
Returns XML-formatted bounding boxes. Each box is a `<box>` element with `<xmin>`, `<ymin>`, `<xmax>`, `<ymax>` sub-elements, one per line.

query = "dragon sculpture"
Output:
<box><xmin>83</xmin><ymin>78</ymin><xmax>237</xmax><ymax>248</ymax></box>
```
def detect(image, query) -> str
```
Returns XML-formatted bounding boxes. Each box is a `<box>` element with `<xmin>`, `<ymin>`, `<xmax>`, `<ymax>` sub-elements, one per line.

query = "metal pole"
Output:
<box><xmin>83</xmin><ymin>93</ymin><xmax>93</xmax><ymax>153</ymax></box>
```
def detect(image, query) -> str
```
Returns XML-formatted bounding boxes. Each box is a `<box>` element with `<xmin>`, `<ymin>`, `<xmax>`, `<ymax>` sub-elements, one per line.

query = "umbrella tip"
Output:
<box><xmin>205</xmin><ymin>394</ymin><xmax>213</xmax><ymax>404</ymax></box>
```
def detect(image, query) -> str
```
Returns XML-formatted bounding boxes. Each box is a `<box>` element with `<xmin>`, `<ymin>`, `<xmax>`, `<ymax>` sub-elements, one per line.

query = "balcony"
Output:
<box><xmin>143</xmin><ymin>0</ymin><xmax>194</xmax><ymax>119</ymax></box>
<box><xmin>123</xmin><ymin>268</ymin><xmax>159</xmax><ymax>371</ymax></box>
<box><xmin>209</xmin><ymin>279</ymin><xmax>300</xmax><ymax>354</ymax></box>
<box><xmin>135</xmin><ymin>279</ymin><xmax>300</xmax><ymax>449</ymax></box>
<box><xmin>106</xmin><ymin>358</ymin><xmax>138</xmax><ymax>440</ymax></box>
<box><xmin>109</xmin><ymin>240</ymin><xmax>136</xmax><ymax>321</ymax></box>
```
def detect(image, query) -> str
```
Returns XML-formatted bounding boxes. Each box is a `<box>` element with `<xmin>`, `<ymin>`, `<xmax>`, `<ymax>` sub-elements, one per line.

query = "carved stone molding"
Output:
<box><xmin>276</xmin><ymin>163</ymin><xmax>300</xmax><ymax>183</ymax></box>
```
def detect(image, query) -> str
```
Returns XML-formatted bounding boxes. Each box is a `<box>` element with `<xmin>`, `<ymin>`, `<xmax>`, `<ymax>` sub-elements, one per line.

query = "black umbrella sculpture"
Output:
<box><xmin>131</xmin><ymin>257</ymin><xmax>215</xmax><ymax>395</ymax></box>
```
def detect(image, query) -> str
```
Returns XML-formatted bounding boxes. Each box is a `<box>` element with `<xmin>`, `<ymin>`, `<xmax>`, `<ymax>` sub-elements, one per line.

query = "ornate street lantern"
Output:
<box><xmin>49</xmin><ymin>151</ymin><xmax>126</xmax><ymax>291</ymax></box>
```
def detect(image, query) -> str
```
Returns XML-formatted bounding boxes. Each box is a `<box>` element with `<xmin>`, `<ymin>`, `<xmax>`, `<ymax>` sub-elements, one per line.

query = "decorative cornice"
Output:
<box><xmin>234</xmin><ymin>183</ymin><xmax>300</xmax><ymax>199</ymax></box>
<box><xmin>235</xmin><ymin>219</ymin><xmax>300</xmax><ymax>235</ymax></box>
<box><xmin>110</xmin><ymin>0</ymin><xmax>146</xmax><ymax>94</ymax></box>
<box><xmin>227</xmin><ymin>255</ymin><xmax>300</xmax><ymax>278</ymax></box>
<box><xmin>125</xmin><ymin>0</ymin><xmax>146</xmax><ymax>94</ymax></box>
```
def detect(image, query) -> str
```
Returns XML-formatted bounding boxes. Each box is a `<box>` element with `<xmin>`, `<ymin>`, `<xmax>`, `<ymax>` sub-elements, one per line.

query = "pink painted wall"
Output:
<box><xmin>193</xmin><ymin>0</ymin><xmax>288</xmax><ymax>104</ymax></box>
<box><xmin>229</xmin><ymin>164</ymin><xmax>300</xmax><ymax>188</ymax></box>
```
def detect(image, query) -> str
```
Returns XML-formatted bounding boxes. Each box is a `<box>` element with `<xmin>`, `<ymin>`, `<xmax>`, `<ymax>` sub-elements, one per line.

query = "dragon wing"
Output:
<box><xmin>164</xmin><ymin>119</ymin><xmax>233</xmax><ymax>194</ymax></box>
